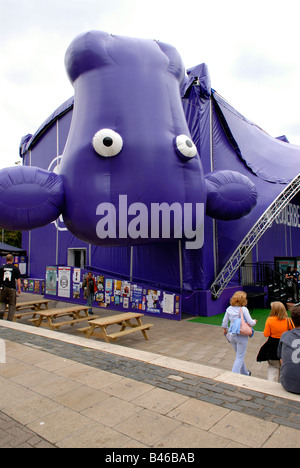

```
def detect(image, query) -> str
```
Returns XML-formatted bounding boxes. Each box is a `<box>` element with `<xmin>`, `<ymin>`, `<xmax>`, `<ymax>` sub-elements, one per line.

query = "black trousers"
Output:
<box><xmin>0</xmin><ymin>287</ymin><xmax>17</xmax><ymax>321</ymax></box>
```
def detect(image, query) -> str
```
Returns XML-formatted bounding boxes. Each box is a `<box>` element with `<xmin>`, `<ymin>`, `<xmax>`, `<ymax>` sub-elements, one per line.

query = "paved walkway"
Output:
<box><xmin>0</xmin><ymin>294</ymin><xmax>299</xmax><ymax>448</ymax></box>
<box><xmin>14</xmin><ymin>293</ymin><xmax>271</xmax><ymax>379</ymax></box>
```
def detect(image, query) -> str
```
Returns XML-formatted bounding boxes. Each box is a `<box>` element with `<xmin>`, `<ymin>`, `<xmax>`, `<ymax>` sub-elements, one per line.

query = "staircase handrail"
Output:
<box><xmin>240</xmin><ymin>262</ymin><xmax>287</xmax><ymax>287</ymax></box>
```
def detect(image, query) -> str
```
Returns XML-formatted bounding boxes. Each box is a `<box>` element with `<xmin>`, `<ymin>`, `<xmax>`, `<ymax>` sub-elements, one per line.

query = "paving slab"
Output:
<box><xmin>210</xmin><ymin>411</ymin><xmax>278</xmax><ymax>448</ymax></box>
<box><xmin>0</xmin><ymin>301</ymin><xmax>300</xmax><ymax>448</ymax></box>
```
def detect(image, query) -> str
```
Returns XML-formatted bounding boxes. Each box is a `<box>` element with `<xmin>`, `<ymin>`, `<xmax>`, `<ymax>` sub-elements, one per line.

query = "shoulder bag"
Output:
<box><xmin>239</xmin><ymin>307</ymin><xmax>253</xmax><ymax>336</ymax></box>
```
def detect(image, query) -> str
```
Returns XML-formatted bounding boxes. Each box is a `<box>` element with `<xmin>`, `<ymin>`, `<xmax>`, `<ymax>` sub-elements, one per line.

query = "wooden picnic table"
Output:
<box><xmin>15</xmin><ymin>299</ymin><xmax>51</xmax><ymax>312</ymax></box>
<box><xmin>5</xmin><ymin>299</ymin><xmax>52</xmax><ymax>322</ymax></box>
<box><xmin>78</xmin><ymin>312</ymin><xmax>153</xmax><ymax>343</ymax></box>
<box><xmin>30</xmin><ymin>305</ymin><xmax>93</xmax><ymax>330</ymax></box>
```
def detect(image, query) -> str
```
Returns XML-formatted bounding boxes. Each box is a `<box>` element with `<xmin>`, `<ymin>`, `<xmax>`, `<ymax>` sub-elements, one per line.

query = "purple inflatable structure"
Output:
<box><xmin>0</xmin><ymin>31</ymin><xmax>256</xmax><ymax>243</ymax></box>
<box><xmin>6</xmin><ymin>30</ymin><xmax>300</xmax><ymax>317</ymax></box>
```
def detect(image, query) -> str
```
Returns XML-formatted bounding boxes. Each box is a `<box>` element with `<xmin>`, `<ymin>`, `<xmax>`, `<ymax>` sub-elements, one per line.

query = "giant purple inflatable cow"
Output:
<box><xmin>0</xmin><ymin>31</ymin><xmax>256</xmax><ymax>248</ymax></box>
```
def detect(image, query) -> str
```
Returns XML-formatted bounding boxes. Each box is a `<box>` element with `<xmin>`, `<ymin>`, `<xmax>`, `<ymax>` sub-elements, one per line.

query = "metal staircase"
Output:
<box><xmin>210</xmin><ymin>173</ymin><xmax>300</xmax><ymax>299</ymax></box>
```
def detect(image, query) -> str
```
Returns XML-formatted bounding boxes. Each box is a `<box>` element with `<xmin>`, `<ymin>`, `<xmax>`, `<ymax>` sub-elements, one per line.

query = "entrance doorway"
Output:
<box><xmin>67</xmin><ymin>248</ymin><xmax>87</xmax><ymax>269</ymax></box>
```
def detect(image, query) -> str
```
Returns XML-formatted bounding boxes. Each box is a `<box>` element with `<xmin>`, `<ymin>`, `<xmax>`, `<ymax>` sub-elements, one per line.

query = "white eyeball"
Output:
<box><xmin>175</xmin><ymin>135</ymin><xmax>197</xmax><ymax>159</ymax></box>
<box><xmin>92</xmin><ymin>129</ymin><xmax>123</xmax><ymax>157</ymax></box>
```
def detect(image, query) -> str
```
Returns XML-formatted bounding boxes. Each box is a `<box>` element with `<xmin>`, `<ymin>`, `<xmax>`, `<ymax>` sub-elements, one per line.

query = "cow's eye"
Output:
<box><xmin>92</xmin><ymin>129</ymin><xmax>123</xmax><ymax>157</ymax></box>
<box><xmin>175</xmin><ymin>135</ymin><xmax>197</xmax><ymax>160</ymax></box>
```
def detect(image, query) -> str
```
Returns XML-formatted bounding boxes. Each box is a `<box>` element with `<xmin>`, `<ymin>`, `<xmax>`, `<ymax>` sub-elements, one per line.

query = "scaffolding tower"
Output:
<box><xmin>210</xmin><ymin>174</ymin><xmax>300</xmax><ymax>299</ymax></box>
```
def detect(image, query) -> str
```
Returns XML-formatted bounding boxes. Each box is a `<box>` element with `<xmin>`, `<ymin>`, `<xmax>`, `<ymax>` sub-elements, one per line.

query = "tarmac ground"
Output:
<box><xmin>0</xmin><ymin>292</ymin><xmax>299</xmax><ymax>449</ymax></box>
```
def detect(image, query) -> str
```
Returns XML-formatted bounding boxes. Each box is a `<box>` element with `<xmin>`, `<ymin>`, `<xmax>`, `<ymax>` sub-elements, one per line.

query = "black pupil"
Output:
<box><xmin>103</xmin><ymin>137</ymin><xmax>113</xmax><ymax>147</ymax></box>
<box><xmin>186</xmin><ymin>140</ymin><xmax>193</xmax><ymax>148</ymax></box>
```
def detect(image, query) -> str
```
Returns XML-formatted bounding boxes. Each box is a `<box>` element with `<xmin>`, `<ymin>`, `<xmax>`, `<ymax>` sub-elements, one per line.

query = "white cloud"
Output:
<box><xmin>1</xmin><ymin>0</ymin><xmax>300</xmax><ymax>170</ymax></box>
<box><xmin>232</xmin><ymin>49</ymin><xmax>291</xmax><ymax>83</ymax></box>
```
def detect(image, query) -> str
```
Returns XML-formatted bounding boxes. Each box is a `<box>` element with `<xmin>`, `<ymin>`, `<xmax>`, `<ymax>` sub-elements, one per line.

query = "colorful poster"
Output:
<box><xmin>162</xmin><ymin>292</ymin><xmax>175</xmax><ymax>314</ymax></box>
<box><xmin>121</xmin><ymin>281</ymin><xmax>131</xmax><ymax>298</ymax></box>
<box><xmin>46</xmin><ymin>266</ymin><xmax>57</xmax><ymax>295</ymax></box>
<box><xmin>175</xmin><ymin>296</ymin><xmax>180</xmax><ymax>315</ymax></box>
<box><xmin>95</xmin><ymin>291</ymin><xmax>105</xmax><ymax>303</ymax></box>
<box><xmin>73</xmin><ymin>283</ymin><xmax>80</xmax><ymax>299</ymax></box>
<box><xmin>114</xmin><ymin>280</ymin><xmax>122</xmax><ymax>296</ymax></box>
<box><xmin>58</xmin><ymin>267</ymin><xmax>71</xmax><ymax>298</ymax></box>
<box><xmin>105</xmin><ymin>278</ymin><xmax>113</xmax><ymax>292</ymax></box>
<box><xmin>146</xmin><ymin>289</ymin><xmax>160</xmax><ymax>314</ymax></box>
<box><xmin>96</xmin><ymin>275</ymin><xmax>105</xmax><ymax>292</ymax></box>
<box><xmin>105</xmin><ymin>292</ymin><xmax>111</xmax><ymax>305</ymax></box>
<box><xmin>43</xmin><ymin>266</ymin><xmax>181</xmax><ymax>320</ymax></box>
<box><xmin>73</xmin><ymin>268</ymin><xmax>81</xmax><ymax>283</ymax></box>
<box><xmin>19</xmin><ymin>261</ymin><xmax>27</xmax><ymax>276</ymax></box>
<box><xmin>34</xmin><ymin>280</ymin><xmax>40</xmax><ymax>294</ymax></box>
<box><xmin>132</xmin><ymin>284</ymin><xmax>143</xmax><ymax>309</ymax></box>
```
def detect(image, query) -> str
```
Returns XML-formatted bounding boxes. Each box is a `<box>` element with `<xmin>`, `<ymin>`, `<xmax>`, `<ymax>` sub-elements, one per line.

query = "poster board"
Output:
<box><xmin>21</xmin><ymin>278</ymin><xmax>45</xmax><ymax>295</ymax></box>
<box><xmin>44</xmin><ymin>266</ymin><xmax>181</xmax><ymax>320</ymax></box>
<box><xmin>0</xmin><ymin>255</ymin><xmax>28</xmax><ymax>277</ymax></box>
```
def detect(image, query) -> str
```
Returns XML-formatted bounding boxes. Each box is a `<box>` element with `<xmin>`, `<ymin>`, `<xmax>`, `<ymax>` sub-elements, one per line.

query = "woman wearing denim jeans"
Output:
<box><xmin>222</xmin><ymin>291</ymin><xmax>257</xmax><ymax>376</ymax></box>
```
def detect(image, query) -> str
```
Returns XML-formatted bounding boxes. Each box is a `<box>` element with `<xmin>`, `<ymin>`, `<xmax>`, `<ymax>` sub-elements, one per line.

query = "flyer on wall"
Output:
<box><xmin>45</xmin><ymin>266</ymin><xmax>57</xmax><ymax>296</ymax></box>
<box><xmin>58</xmin><ymin>267</ymin><xmax>71</xmax><ymax>298</ymax></box>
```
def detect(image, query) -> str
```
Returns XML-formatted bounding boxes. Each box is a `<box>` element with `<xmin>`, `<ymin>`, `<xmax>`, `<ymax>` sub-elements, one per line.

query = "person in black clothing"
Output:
<box><xmin>285</xmin><ymin>266</ymin><xmax>298</xmax><ymax>302</ymax></box>
<box><xmin>0</xmin><ymin>254</ymin><xmax>21</xmax><ymax>321</ymax></box>
<box><xmin>82</xmin><ymin>271</ymin><xmax>97</xmax><ymax>315</ymax></box>
<box><xmin>292</xmin><ymin>266</ymin><xmax>300</xmax><ymax>301</ymax></box>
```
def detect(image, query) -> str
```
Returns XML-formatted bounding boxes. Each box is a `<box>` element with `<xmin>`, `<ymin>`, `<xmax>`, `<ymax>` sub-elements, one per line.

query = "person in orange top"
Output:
<box><xmin>257</xmin><ymin>302</ymin><xmax>294</xmax><ymax>382</ymax></box>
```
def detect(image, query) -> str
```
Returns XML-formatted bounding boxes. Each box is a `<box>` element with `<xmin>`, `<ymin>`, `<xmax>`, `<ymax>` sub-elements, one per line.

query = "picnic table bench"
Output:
<box><xmin>4</xmin><ymin>299</ymin><xmax>52</xmax><ymax>322</ymax></box>
<box><xmin>78</xmin><ymin>312</ymin><xmax>153</xmax><ymax>343</ymax></box>
<box><xmin>15</xmin><ymin>299</ymin><xmax>51</xmax><ymax>312</ymax></box>
<box><xmin>30</xmin><ymin>305</ymin><xmax>93</xmax><ymax>330</ymax></box>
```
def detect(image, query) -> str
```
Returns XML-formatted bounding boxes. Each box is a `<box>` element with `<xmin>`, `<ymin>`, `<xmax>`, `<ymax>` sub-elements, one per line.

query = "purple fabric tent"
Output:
<box><xmin>15</xmin><ymin>33</ymin><xmax>300</xmax><ymax>316</ymax></box>
<box><xmin>20</xmin><ymin>70</ymin><xmax>300</xmax><ymax>294</ymax></box>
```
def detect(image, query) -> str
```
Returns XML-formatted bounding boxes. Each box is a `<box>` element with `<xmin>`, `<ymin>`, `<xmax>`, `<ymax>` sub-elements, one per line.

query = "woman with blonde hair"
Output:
<box><xmin>257</xmin><ymin>301</ymin><xmax>294</xmax><ymax>382</ymax></box>
<box><xmin>222</xmin><ymin>291</ymin><xmax>257</xmax><ymax>375</ymax></box>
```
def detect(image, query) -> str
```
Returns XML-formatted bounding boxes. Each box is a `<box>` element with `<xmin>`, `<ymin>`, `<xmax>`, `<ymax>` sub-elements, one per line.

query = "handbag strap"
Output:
<box><xmin>287</xmin><ymin>318</ymin><xmax>295</xmax><ymax>330</ymax></box>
